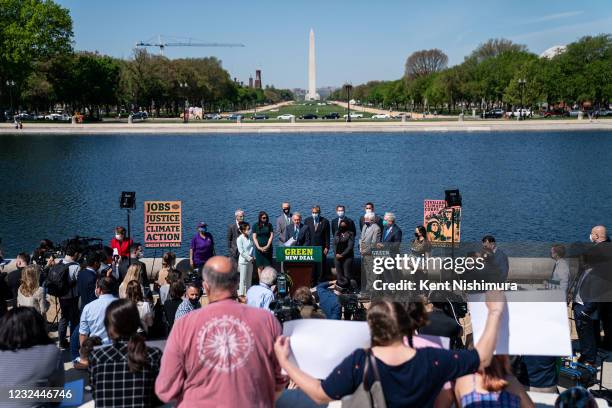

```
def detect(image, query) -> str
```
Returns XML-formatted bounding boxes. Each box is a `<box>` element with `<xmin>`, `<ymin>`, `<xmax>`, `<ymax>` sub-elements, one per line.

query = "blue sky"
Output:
<box><xmin>57</xmin><ymin>0</ymin><xmax>612</xmax><ymax>89</ymax></box>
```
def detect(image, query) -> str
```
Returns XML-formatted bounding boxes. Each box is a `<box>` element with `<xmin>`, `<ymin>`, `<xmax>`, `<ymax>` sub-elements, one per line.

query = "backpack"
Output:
<box><xmin>46</xmin><ymin>261</ymin><xmax>77</xmax><ymax>297</ymax></box>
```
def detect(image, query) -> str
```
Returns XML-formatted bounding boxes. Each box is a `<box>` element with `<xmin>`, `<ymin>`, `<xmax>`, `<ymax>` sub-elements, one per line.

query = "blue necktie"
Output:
<box><xmin>384</xmin><ymin>228</ymin><xmax>391</xmax><ymax>241</ymax></box>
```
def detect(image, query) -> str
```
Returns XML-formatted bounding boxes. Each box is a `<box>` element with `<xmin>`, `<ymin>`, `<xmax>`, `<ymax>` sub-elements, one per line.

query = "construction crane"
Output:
<box><xmin>135</xmin><ymin>35</ymin><xmax>245</xmax><ymax>55</ymax></box>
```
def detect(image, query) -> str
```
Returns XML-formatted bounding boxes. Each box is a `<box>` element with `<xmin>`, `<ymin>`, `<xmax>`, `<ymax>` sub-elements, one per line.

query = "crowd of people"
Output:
<box><xmin>0</xmin><ymin>201</ymin><xmax>610</xmax><ymax>407</ymax></box>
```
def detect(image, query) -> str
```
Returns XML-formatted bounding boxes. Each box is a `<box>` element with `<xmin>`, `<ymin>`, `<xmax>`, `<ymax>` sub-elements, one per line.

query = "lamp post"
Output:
<box><xmin>518</xmin><ymin>78</ymin><xmax>526</xmax><ymax>120</ymax></box>
<box><xmin>179</xmin><ymin>82</ymin><xmax>189</xmax><ymax>123</ymax></box>
<box><xmin>344</xmin><ymin>83</ymin><xmax>353</xmax><ymax>122</ymax></box>
<box><xmin>6</xmin><ymin>80</ymin><xmax>15</xmax><ymax>115</ymax></box>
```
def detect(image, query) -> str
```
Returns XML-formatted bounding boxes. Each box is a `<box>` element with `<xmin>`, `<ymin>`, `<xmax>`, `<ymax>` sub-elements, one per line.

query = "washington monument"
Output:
<box><xmin>305</xmin><ymin>28</ymin><xmax>320</xmax><ymax>101</ymax></box>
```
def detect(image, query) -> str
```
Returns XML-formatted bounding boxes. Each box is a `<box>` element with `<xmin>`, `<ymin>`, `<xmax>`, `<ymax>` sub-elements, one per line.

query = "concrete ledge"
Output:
<box><xmin>1</xmin><ymin>120</ymin><xmax>612</xmax><ymax>135</ymax></box>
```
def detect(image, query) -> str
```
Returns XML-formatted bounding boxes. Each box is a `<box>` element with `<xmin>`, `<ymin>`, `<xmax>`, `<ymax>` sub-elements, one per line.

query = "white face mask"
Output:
<box><xmin>589</xmin><ymin>234</ymin><xmax>595</xmax><ymax>243</ymax></box>
<box><xmin>365</xmin><ymin>209</ymin><xmax>373</xmax><ymax>215</ymax></box>
<box><xmin>337</xmin><ymin>211</ymin><xmax>345</xmax><ymax>218</ymax></box>
<box><xmin>115</xmin><ymin>234</ymin><xmax>122</xmax><ymax>240</ymax></box>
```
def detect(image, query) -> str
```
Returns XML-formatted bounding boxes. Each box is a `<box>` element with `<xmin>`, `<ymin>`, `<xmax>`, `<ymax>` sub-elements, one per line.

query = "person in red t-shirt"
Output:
<box><xmin>110</xmin><ymin>226</ymin><xmax>132</xmax><ymax>259</ymax></box>
<box><xmin>155</xmin><ymin>256</ymin><xmax>287</xmax><ymax>407</ymax></box>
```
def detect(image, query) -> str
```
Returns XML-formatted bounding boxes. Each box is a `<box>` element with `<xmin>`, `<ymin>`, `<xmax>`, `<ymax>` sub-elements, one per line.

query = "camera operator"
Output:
<box><xmin>293</xmin><ymin>286</ymin><xmax>325</xmax><ymax>319</ymax></box>
<box><xmin>246</xmin><ymin>266</ymin><xmax>277</xmax><ymax>310</ymax></box>
<box><xmin>47</xmin><ymin>244</ymin><xmax>81</xmax><ymax>350</ymax></box>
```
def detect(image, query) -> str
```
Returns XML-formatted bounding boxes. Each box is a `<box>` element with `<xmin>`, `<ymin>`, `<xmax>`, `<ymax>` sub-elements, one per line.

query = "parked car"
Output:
<box><xmin>482</xmin><ymin>109</ymin><xmax>504</xmax><ymax>119</ymax></box>
<box><xmin>45</xmin><ymin>113</ymin><xmax>71</xmax><ymax>121</ymax></box>
<box><xmin>322</xmin><ymin>112</ymin><xmax>340</xmax><ymax>119</ymax></box>
<box><xmin>543</xmin><ymin>109</ymin><xmax>569</xmax><ymax>118</ymax></box>
<box><xmin>204</xmin><ymin>113</ymin><xmax>222</xmax><ymax>120</ymax></box>
<box><xmin>507</xmin><ymin>109</ymin><xmax>532</xmax><ymax>118</ymax></box>
<box><xmin>276</xmin><ymin>114</ymin><xmax>295</xmax><ymax>120</ymax></box>
<box><xmin>371</xmin><ymin>113</ymin><xmax>390</xmax><ymax>119</ymax></box>
<box><xmin>14</xmin><ymin>112</ymin><xmax>34</xmax><ymax>121</ymax></box>
<box><xmin>300</xmin><ymin>113</ymin><xmax>318</xmax><ymax>119</ymax></box>
<box><xmin>251</xmin><ymin>114</ymin><xmax>269</xmax><ymax>120</ymax></box>
<box><xmin>131</xmin><ymin>111</ymin><xmax>148</xmax><ymax>121</ymax></box>
<box><xmin>227</xmin><ymin>113</ymin><xmax>243</xmax><ymax>120</ymax></box>
<box><xmin>342</xmin><ymin>113</ymin><xmax>363</xmax><ymax>119</ymax></box>
<box><xmin>598</xmin><ymin>109</ymin><xmax>612</xmax><ymax>117</ymax></box>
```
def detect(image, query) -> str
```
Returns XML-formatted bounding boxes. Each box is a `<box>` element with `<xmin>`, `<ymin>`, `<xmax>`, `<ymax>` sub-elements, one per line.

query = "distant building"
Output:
<box><xmin>255</xmin><ymin>70</ymin><xmax>262</xmax><ymax>89</ymax></box>
<box><xmin>248</xmin><ymin>77</ymin><xmax>254</xmax><ymax>88</ymax></box>
<box><xmin>305</xmin><ymin>29</ymin><xmax>320</xmax><ymax>101</ymax></box>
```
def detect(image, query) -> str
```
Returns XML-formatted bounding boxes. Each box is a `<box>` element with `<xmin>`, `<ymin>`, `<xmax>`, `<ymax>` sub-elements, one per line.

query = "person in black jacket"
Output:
<box><xmin>77</xmin><ymin>253</ymin><xmax>101</xmax><ymax>310</ymax></box>
<box><xmin>333</xmin><ymin>219</ymin><xmax>355</xmax><ymax>289</ymax></box>
<box><xmin>331</xmin><ymin>205</ymin><xmax>357</xmax><ymax>237</ymax></box>
<box><xmin>303</xmin><ymin>205</ymin><xmax>330</xmax><ymax>284</ymax></box>
<box><xmin>117</xmin><ymin>243</ymin><xmax>148</xmax><ymax>288</ymax></box>
<box><xmin>164</xmin><ymin>280</ymin><xmax>185</xmax><ymax>332</ymax></box>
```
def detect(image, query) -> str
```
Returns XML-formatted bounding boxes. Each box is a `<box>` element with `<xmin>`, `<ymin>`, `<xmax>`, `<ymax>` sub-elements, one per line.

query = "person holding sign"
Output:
<box><xmin>274</xmin><ymin>292</ymin><xmax>507</xmax><ymax>408</ymax></box>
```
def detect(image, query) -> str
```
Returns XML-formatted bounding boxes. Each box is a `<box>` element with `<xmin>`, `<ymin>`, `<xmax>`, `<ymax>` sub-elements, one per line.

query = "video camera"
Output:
<box><xmin>337</xmin><ymin>291</ymin><xmax>369</xmax><ymax>321</ymax></box>
<box><xmin>270</xmin><ymin>273</ymin><xmax>301</xmax><ymax>324</ymax></box>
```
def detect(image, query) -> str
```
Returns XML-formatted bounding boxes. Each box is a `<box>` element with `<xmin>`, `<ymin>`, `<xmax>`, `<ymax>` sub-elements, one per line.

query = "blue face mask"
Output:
<box><xmin>382</xmin><ymin>220</ymin><xmax>388</xmax><ymax>227</ymax></box>
<box><xmin>198</xmin><ymin>227</ymin><xmax>207</xmax><ymax>233</ymax></box>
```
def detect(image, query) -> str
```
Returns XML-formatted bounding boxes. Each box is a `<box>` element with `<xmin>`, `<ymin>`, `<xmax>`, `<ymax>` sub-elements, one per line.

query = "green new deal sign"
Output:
<box><xmin>275</xmin><ymin>246</ymin><xmax>322</xmax><ymax>262</ymax></box>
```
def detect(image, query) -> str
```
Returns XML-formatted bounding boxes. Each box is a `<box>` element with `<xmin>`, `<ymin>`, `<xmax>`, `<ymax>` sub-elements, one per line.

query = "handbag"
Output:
<box><xmin>341</xmin><ymin>349</ymin><xmax>387</xmax><ymax>408</ymax></box>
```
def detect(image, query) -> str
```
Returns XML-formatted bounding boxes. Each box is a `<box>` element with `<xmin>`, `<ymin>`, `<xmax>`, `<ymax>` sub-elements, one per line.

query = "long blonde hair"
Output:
<box><xmin>123</xmin><ymin>264</ymin><xmax>142</xmax><ymax>284</ymax></box>
<box><xmin>19</xmin><ymin>265</ymin><xmax>41</xmax><ymax>297</ymax></box>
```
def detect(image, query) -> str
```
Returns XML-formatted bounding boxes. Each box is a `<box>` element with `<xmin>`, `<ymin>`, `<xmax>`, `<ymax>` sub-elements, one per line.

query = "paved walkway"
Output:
<box><xmin>1</xmin><ymin>119</ymin><xmax>611</xmax><ymax>134</ymax></box>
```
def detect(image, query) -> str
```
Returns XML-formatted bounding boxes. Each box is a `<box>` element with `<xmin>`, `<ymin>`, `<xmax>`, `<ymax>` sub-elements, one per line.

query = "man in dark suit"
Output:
<box><xmin>117</xmin><ymin>243</ymin><xmax>148</xmax><ymax>287</ymax></box>
<box><xmin>573</xmin><ymin>267</ymin><xmax>601</xmax><ymax>365</ymax></box>
<box><xmin>286</xmin><ymin>213</ymin><xmax>309</xmax><ymax>246</ymax></box>
<box><xmin>303</xmin><ymin>205</ymin><xmax>330</xmax><ymax>284</ymax></box>
<box><xmin>381</xmin><ymin>212</ymin><xmax>402</xmax><ymax>243</ymax></box>
<box><xmin>226</xmin><ymin>209</ymin><xmax>244</xmax><ymax>262</ymax></box>
<box><xmin>583</xmin><ymin>225</ymin><xmax>612</xmax><ymax>349</ymax></box>
<box><xmin>275</xmin><ymin>202</ymin><xmax>292</xmax><ymax>245</ymax></box>
<box><xmin>358</xmin><ymin>202</ymin><xmax>384</xmax><ymax>232</ymax></box>
<box><xmin>331</xmin><ymin>205</ymin><xmax>356</xmax><ymax>237</ymax></box>
<box><xmin>482</xmin><ymin>235</ymin><xmax>509</xmax><ymax>282</ymax></box>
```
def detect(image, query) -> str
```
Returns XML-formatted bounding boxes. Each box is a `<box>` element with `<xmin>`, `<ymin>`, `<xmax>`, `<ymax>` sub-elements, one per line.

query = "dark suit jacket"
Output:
<box><xmin>118</xmin><ymin>258</ymin><xmax>148</xmax><ymax>286</ymax></box>
<box><xmin>286</xmin><ymin>223</ymin><xmax>309</xmax><ymax>246</ymax></box>
<box><xmin>331</xmin><ymin>217</ymin><xmax>357</xmax><ymax>237</ymax></box>
<box><xmin>303</xmin><ymin>216</ymin><xmax>330</xmax><ymax>250</ymax></box>
<box><xmin>381</xmin><ymin>225</ymin><xmax>403</xmax><ymax>243</ymax></box>
<box><xmin>226</xmin><ymin>222</ymin><xmax>241</xmax><ymax>258</ymax></box>
<box><xmin>492</xmin><ymin>248</ymin><xmax>509</xmax><ymax>282</ymax></box>
<box><xmin>77</xmin><ymin>267</ymin><xmax>98</xmax><ymax>310</ymax></box>
<box><xmin>359</xmin><ymin>214</ymin><xmax>383</xmax><ymax>232</ymax></box>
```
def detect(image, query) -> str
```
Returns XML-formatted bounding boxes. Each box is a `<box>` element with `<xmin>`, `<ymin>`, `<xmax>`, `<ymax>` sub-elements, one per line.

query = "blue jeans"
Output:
<box><xmin>276</xmin><ymin>389</ymin><xmax>327</xmax><ymax>408</ymax></box>
<box><xmin>70</xmin><ymin>328</ymin><xmax>80</xmax><ymax>360</ymax></box>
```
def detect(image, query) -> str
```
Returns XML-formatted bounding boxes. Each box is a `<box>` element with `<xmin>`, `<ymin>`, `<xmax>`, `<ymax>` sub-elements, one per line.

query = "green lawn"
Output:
<box><xmin>252</xmin><ymin>102</ymin><xmax>378</xmax><ymax>121</ymax></box>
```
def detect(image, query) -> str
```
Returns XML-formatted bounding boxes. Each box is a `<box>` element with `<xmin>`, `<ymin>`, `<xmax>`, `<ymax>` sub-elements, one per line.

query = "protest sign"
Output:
<box><xmin>469</xmin><ymin>291</ymin><xmax>571</xmax><ymax>356</ymax></box>
<box><xmin>423</xmin><ymin>199</ymin><xmax>461</xmax><ymax>245</ymax></box>
<box><xmin>283</xmin><ymin>319</ymin><xmax>449</xmax><ymax>379</ymax></box>
<box><xmin>144</xmin><ymin>201</ymin><xmax>182</xmax><ymax>248</ymax></box>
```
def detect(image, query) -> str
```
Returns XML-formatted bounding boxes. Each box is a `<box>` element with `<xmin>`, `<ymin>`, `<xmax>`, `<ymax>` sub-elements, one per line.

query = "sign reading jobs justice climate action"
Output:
<box><xmin>144</xmin><ymin>201</ymin><xmax>182</xmax><ymax>248</ymax></box>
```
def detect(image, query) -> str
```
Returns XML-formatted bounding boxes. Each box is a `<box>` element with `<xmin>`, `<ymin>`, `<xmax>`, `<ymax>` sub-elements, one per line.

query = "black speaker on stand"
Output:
<box><xmin>120</xmin><ymin>192</ymin><xmax>136</xmax><ymax>265</ymax></box>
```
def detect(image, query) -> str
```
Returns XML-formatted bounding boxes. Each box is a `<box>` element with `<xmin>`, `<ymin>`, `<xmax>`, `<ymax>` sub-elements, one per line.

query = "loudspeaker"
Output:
<box><xmin>120</xmin><ymin>191</ymin><xmax>136</xmax><ymax>209</ymax></box>
<box><xmin>445</xmin><ymin>189</ymin><xmax>462</xmax><ymax>207</ymax></box>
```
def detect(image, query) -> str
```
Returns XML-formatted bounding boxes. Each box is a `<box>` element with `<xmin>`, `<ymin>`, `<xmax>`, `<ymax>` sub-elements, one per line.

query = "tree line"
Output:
<box><xmin>330</xmin><ymin>36</ymin><xmax>612</xmax><ymax>113</ymax></box>
<box><xmin>0</xmin><ymin>0</ymin><xmax>293</xmax><ymax>118</ymax></box>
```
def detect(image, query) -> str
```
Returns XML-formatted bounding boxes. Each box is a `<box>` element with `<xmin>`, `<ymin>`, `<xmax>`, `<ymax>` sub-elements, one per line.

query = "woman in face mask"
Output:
<box><xmin>333</xmin><ymin>220</ymin><xmax>355</xmax><ymax>289</ymax></box>
<box><xmin>189</xmin><ymin>222</ymin><xmax>215</xmax><ymax>272</ymax></box>
<box><xmin>253</xmin><ymin>211</ymin><xmax>274</xmax><ymax>273</ymax></box>
<box><xmin>110</xmin><ymin>226</ymin><xmax>133</xmax><ymax>259</ymax></box>
<box><xmin>236</xmin><ymin>222</ymin><xmax>255</xmax><ymax>297</ymax></box>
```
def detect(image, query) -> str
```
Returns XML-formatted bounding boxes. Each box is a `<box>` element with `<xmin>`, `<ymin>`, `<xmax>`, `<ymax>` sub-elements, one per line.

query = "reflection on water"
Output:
<box><xmin>1</xmin><ymin>131</ymin><xmax>611</xmax><ymax>257</ymax></box>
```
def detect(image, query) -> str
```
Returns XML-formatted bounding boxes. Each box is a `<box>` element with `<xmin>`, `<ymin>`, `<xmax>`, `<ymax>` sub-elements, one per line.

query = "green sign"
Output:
<box><xmin>275</xmin><ymin>246</ymin><xmax>322</xmax><ymax>262</ymax></box>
